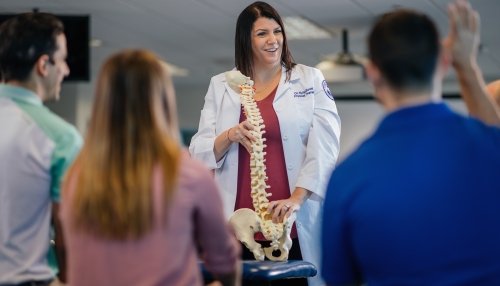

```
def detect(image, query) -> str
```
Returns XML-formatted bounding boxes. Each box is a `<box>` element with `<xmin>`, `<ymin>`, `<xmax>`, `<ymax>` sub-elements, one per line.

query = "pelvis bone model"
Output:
<box><xmin>225</xmin><ymin>70</ymin><xmax>295</xmax><ymax>261</ymax></box>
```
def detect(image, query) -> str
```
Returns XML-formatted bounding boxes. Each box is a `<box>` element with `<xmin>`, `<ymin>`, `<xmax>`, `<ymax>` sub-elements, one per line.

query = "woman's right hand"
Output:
<box><xmin>228</xmin><ymin>120</ymin><xmax>257</xmax><ymax>154</ymax></box>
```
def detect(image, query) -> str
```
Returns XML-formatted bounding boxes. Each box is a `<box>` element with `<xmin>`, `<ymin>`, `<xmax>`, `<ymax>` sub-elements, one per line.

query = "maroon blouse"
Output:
<box><xmin>235</xmin><ymin>86</ymin><xmax>298</xmax><ymax>241</ymax></box>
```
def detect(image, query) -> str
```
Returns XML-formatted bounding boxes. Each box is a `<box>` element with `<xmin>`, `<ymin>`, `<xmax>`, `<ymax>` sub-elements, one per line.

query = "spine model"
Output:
<box><xmin>226</xmin><ymin>71</ymin><xmax>294</xmax><ymax>261</ymax></box>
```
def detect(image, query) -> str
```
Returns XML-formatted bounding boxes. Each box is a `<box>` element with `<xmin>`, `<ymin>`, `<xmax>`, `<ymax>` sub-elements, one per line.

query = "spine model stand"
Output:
<box><xmin>225</xmin><ymin>70</ymin><xmax>295</xmax><ymax>261</ymax></box>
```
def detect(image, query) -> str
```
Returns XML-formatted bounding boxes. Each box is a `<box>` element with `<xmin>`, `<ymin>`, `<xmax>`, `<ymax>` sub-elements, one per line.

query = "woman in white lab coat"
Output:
<box><xmin>189</xmin><ymin>2</ymin><xmax>340</xmax><ymax>286</ymax></box>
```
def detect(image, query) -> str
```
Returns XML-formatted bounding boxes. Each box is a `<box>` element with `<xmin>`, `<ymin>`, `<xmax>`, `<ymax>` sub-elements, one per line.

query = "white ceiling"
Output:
<box><xmin>1</xmin><ymin>0</ymin><xmax>500</xmax><ymax>91</ymax></box>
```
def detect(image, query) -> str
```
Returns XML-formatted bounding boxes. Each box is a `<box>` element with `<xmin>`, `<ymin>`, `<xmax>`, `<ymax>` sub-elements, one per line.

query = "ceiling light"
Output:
<box><xmin>89</xmin><ymin>38</ymin><xmax>102</xmax><ymax>48</ymax></box>
<box><xmin>283</xmin><ymin>17</ymin><xmax>332</xmax><ymax>40</ymax></box>
<box><xmin>316</xmin><ymin>29</ymin><xmax>366</xmax><ymax>82</ymax></box>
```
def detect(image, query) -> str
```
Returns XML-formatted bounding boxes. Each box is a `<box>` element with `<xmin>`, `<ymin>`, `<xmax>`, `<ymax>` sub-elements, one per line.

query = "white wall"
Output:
<box><xmin>175</xmin><ymin>83</ymin><xmax>208</xmax><ymax>130</ymax></box>
<box><xmin>335</xmin><ymin>100</ymin><xmax>384</xmax><ymax>161</ymax></box>
<box><xmin>45</xmin><ymin>82</ymin><xmax>94</xmax><ymax>137</ymax></box>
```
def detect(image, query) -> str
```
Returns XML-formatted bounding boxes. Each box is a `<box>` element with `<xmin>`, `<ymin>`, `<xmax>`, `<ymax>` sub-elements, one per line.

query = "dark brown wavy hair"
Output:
<box><xmin>235</xmin><ymin>1</ymin><xmax>296</xmax><ymax>81</ymax></box>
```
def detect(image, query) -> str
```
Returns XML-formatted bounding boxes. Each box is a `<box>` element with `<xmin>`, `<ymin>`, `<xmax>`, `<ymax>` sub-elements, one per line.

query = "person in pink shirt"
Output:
<box><xmin>60</xmin><ymin>49</ymin><xmax>240</xmax><ymax>286</ymax></box>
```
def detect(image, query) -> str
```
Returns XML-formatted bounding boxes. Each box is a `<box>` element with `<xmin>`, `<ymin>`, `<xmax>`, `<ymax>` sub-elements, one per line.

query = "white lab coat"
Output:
<box><xmin>189</xmin><ymin>64</ymin><xmax>341</xmax><ymax>286</ymax></box>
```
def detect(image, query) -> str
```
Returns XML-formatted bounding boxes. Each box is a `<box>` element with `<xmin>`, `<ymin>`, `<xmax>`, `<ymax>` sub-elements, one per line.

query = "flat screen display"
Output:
<box><xmin>0</xmin><ymin>14</ymin><xmax>90</xmax><ymax>82</ymax></box>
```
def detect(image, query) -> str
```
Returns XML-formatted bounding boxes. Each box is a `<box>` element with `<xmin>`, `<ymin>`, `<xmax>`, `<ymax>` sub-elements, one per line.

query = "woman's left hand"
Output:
<box><xmin>266</xmin><ymin>187</ymin><xmax>311</xmax><ymax>223</ymax></box>
<box><xmin>267</xmin><ymin>198</ymin><xmax>300</xmax><ymax>223</ymax></box>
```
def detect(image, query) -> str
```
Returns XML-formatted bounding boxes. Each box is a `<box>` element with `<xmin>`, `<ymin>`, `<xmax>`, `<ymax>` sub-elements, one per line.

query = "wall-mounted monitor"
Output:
<box><xmin>0</xmin><ymin>14</ymin><xmax>90</xmax><ymax>82</ymax></box>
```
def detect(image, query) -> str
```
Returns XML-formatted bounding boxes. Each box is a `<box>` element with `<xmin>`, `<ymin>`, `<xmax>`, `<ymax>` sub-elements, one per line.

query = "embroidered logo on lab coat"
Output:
<box><xmin>294</xmin><ymin>87</ymin><xmax>314</xmax><ymax>97</ymax></box>
<box><xmin>322</xmin><ymin>80</ymin><xmax>334</xmax><ymax>100</ymax></box>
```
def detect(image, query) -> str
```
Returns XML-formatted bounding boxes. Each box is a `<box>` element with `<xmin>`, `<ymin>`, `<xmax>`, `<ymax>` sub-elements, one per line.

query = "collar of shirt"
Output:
<box><xmin>378</xmin><ymin>102</ymin><xmax>451</xmax><ymax>131</ymax></box>
<box><xmin>0</xmin><ymin>84</ymin><xmax>42</xmax><ymax>106</ymax></box>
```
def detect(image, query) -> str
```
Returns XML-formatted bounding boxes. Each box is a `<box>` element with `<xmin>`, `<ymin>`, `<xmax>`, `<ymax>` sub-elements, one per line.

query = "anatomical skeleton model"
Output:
<box><xmin>225</xmin><ymin>70</ymin><xmax>295</xmax><ymax>261</ymax></box>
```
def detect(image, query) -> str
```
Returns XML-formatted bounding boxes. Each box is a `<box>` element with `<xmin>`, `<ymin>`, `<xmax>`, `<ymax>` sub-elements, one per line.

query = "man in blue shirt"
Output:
<box><xmin>0</xmin><ymin>13</ymin><xmax>82</xmax><ymax>285</ymax></box>
<box><xmin>322</xmin><ymin>1</ymin><xmax>500</xmax><ymax>285</ymax></box>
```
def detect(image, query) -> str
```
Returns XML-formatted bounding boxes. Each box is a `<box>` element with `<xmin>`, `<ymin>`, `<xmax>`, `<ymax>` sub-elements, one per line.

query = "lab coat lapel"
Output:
<box><xmin>274</xmin><ymin>66</ymin><xmax>299</xmax><ymax>103</ymax></box>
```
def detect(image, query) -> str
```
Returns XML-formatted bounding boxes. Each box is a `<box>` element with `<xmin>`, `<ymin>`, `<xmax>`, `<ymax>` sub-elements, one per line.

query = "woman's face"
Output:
<box><xmin>251</xmin><ymin>17</ymin><xmax>283</xmax><ymax>68</ymax></box>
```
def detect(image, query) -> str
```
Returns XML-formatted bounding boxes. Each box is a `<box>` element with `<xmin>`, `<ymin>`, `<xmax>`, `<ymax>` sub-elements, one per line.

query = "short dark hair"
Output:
<box><xmin>368</xmin><ymin>9</ymin><xmax>439</xmax><ymax>91</ymax></box>
<box><xmin>235</xmin><ymin>1</ymin><xmax>295</xmax><ymax>81</ymax></box>
<box><xmin>0</xmin><ymin>13</ymin><xmax>64</xmax><ymax>82</ymax></box>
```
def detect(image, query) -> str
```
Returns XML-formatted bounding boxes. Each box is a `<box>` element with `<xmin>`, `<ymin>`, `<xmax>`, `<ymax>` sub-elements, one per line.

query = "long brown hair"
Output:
<box><xmin>66</xmin><ymin>50</ymin><xmax>181</xmax><ymax>239</ymax></box>
<box><xmin>235</xmin><ymin>1</ymin><xmax>296</xmax><ymax>81</ymax></box>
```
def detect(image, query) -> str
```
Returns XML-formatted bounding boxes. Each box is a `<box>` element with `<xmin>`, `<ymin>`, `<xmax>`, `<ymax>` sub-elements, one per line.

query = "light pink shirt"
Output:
<box><xmin>61</xmin><ymin>151</ymin><xmax>240</xmax><ymax>286</ymax></box>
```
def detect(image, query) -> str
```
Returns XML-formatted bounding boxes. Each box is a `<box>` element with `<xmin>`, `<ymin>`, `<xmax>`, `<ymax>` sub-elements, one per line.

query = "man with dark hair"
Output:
<box><xmin>0</xmin><ymin>12</ymin><xmax>82</xmax><ymax>285</ymax></box>
<box><xmin>321</xmin><ymin>1</ymin><xmax>500</xmax><ymax>285</ymax></box>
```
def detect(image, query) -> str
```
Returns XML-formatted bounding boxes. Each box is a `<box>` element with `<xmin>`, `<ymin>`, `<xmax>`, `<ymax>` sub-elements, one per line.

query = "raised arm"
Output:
<box><xmin>444</xmin><ymin>0</ymin><xmax>500</xmax><ymax>126</ymax></box>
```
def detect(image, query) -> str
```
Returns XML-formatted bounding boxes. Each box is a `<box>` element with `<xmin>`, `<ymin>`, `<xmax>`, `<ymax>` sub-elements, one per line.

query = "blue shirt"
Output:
<box><xmin>322</xmin><ymin>103</ymin><xmax>500</xmax><ymax>285</ymax></box>
<box><xmin>0</xmin><ymin>84</ymin><xmax>82</xmax><ymax>284</ymax></box>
